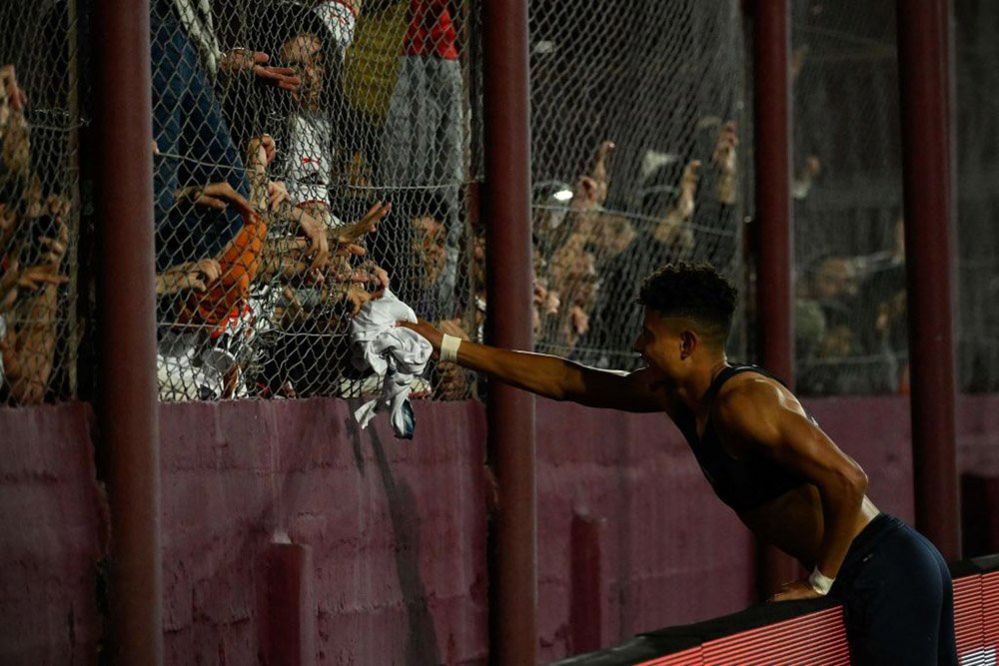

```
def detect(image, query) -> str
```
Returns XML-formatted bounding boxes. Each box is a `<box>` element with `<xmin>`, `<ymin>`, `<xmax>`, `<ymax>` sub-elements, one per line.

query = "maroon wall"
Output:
<box><xmin>1</xmin><ymin>394</ymin><xmax>997</xmax><ymax>664</ymax></box>
<box><xmin>158</xmin><ymin>399</ymin><xmax>490</xmax><ymax>665</ymax></box>
<box><xmin>0</xmin><ymin>403</ymin><xmax>106</xmax><ymax>665</ymax></box>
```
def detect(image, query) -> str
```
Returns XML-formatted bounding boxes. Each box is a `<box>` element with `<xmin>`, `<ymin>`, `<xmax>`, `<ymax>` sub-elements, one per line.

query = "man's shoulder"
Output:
<box><xmin>714</xmin><ymin>373</ymin><xmax>788</xmax><ymax>427</ymax></box>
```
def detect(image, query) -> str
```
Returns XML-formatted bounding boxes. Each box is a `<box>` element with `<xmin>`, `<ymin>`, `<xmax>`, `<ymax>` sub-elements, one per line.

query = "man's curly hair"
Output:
<box><xmin>638</xmin><ymin>263</ymin><xmax>737</xmax><ymax>345</ymax></box>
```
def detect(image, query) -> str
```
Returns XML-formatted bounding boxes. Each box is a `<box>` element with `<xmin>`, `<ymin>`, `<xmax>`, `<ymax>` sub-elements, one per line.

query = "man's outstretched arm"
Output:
<box><xmin>399</xmin><ymin>319</ymin><xmax>665</xmax><ymax>413</ymax></box>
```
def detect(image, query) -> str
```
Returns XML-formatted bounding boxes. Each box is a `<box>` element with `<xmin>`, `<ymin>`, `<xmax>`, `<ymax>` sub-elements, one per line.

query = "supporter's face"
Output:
<box><xmin>819</xmin><ymin>325</ymin><xmax>855</xmax><ymax>358</ymax></box>
<box><xmin>412</xmin><ymin>215</ymin><xmax>446</xmax><ymax>285</ymax></box>
<box><xmin>281</xmin><ymin>34</ymin><xmax>324</xmax><ymax>109</ymax></box>
<box><xmin>814</xmin><ymin>258</ymin><xmax>853</xmax><ymax>300</ymax></box>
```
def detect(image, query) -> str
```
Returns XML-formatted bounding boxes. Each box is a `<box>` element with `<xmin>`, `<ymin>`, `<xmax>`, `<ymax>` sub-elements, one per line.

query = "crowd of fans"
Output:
<box><xmin>525</xmin><ymin>120</ymin><xmax>742</xmax><ymax>369</ymax></box>
<box><xmin>0</xmin><ymin>64</ymin><xmax>70</xmax><ymax>405</ymax></box>
<box><xmin>0</xmin><ymin>0</ymin><xmax>915</xmax><ymax>405</ymax></box>
<box><xmin>794</xmin><ymin>216</ymin><xmax>908</xmax><ymax>396</ymax></box>
<box><xmin>150</xmin><ymin>0</ymin><xmax>480</xmax><ymax>400</ymax></box>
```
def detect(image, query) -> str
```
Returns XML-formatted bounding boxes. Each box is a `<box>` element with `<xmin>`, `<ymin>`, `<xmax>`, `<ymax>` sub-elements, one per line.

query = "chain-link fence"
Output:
<box><xmin>0</xmin><ymin>0</ymin><xmax>81</xmax><ymax>405</ymax></box>
<box><xmin>792</xmin><ymin>0</ymin><xmax>999</xmax><ymax>396</ymax></box>
<box><xmin>149</xmin><ymin>0</ymin><xmax>480</xmax><ymax>402</ymax></box>
<box><xmin>791</xmin><ymin>0</ymin><xmax>908</xmax><ymax>396</ymax></box>
<box><xmin>3</xmin><ymin>0</ymin><xmax>995</xmax><ymax>407</ymax></box>
<box><xmin>526</xmin><ymin>0</ymin><xmax>749</xmax><ymax>370</ymax></box>
<box><xmin>955</xmin><ymin>0</ymin><xmax>999</xmax><ymax>393</ymax></box>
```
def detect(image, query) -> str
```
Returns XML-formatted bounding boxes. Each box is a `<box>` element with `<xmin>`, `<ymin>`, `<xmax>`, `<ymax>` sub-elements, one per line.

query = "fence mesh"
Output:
<box><xmin>0</xmin><ymin>0</ymin><xmax>81</xmax><ymax>405</ymax></box>
<box><xmin>526</xmin><ymin>0</ymin><xmax>750</xmax><ymax>370</ymax></box>
<box><xmin>792</xmin><ymin>0</ymin><xmax>999</xmax><ymax>396</ymax></box>
<box><xmin>955</xmin><ymin>0</ymin><xmax>999</xmax><ymax>393</ymax></box>
<box><xmin>150</xmin><ymin>0</ymin><xmax>479</xmax><ymax>401</ymax></box>
<box><xmin>2</xmin><ymin>0</ymin><xmax>995</xmax><ymax>406</ymax></box>
<box><xmin>790</xmin><ymin>0</ymin><xmax>908</xmax><ymax>396</ymax></box>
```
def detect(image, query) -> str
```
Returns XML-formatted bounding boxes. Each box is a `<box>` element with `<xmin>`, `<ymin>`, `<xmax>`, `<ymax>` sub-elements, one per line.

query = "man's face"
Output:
<box><xmin>633</xmin><ymin>308</ymin><xmax>686</xmax><ymax>378</ymax></box>
<box><xmin>412</xmin><ymin>215</ymin><xmax>446</xmax><ymax>285</ymax></box>
<box><xmin>280</xmin><ymin>34</ymin><xmax>324</xmax><ymax>109</ymax></box>
<box><xmin>813</xmin><ymin>258</ymin><xmax>854</xmax><ymax>300</ymax></box>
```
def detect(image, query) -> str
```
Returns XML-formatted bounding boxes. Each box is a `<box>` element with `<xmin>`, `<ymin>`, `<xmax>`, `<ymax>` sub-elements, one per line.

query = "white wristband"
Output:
<box><xmin>808</xmin><ymin>567</ymin><xmax>835</xmax><ymax>596</ymax></box>
<box><xmin>440</xmin><ymin>334</ymin><xmax>462</xmax><ymax>363</ymax></box>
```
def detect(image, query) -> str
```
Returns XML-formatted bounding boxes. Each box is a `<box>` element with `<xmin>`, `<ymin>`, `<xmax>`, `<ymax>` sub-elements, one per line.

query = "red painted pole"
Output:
<box><xmin>92</xmin><ymin>0</ymin><xmax>163</xmax><ymax>662</ymax></box>
<box><xmin>570</xmin><ymin>512</ymin><xmax>605</xmax><ymax>654</ymax></box>
<box><xmin>896</xmin><ymin>0</ymin><xmax>961</xmax><ymax>560</ymax></box>
<box><xmin>481</xmin><ymin>0</ymin><xmax>537</xmax><ymax>663</ymax></box>
<box><xmin>261</xmin><ymin>543</ymin><xmax>316</xmax><ymax>666</ymax></box>
<box><xmin>752</xmin><ymin>0</ymin><xmax>800</xmax><ymax>596</ymax></box>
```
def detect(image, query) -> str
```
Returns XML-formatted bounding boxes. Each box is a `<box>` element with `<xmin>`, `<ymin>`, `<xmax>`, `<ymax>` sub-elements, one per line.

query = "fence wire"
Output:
<box><xmin>150</xmin><ymin>0</ymin><xmax>479</xmax><ymax>401</ymax></box>
<box><xmin>0</xmin><ymin>0</ymin><xmax>81</xmax><ymax>405</ymax></box>
<box><xmin>3</xmin><ymin>0</ymin><xmax>994</xmax><ymax>406</ymax></box>
<box><xmin>955</xmin><ymin>0</ymin><xmax>999</xmax><ymax>393</ymax></box>
<box><xmin>791</xmin><ymin>0</ymin><xmax>908</xmax><ymax>396</ymax></box>
<box><xmin>526</xmin><ymin>0</ymin><xmax>749</xmax><ymax>370</ymax></box>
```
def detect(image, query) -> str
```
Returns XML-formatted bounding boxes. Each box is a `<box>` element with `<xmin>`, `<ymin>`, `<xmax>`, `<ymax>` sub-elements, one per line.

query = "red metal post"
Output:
<box><xmin>481</xmin><ymin>0</ymin><xmax>537</xmax><ymax>663</ymax></box>
<box><xmin>260</xmin><ymin>543</ymin><xmax>316</xmax><ymax>666</ymax></box>
<box><xmin>570</xmin><ymin>512</ymin><xmax>605</xmax><ymax>654</ymax></box>
<box><xmin>752</xmin><ymin>0</ymin><xmax>800</xmax><ymax>596</ymax></box>
<box><xmin>92</xmin><ymin>0</ymin><xmax>163</xmax><ymax>662</ymax></box>
<box><xmin>896</xmin><ymin>0</ymin><xmax>961</xmax><ymax>559</ymax></box>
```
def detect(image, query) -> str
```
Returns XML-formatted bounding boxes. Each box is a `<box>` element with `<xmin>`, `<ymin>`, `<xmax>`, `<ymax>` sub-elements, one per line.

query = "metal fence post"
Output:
<box><xmin>482</xmin><ymin>0</ymin><xmax>538</xmax><ymax>662</ymax></box>
<box><xmin>896</xmin><ymin>0</ymin><xmax>961</xmax><ymax>559</ymax></box>
<box><xmin>92</xmin><ymin>0</ymin><xmax>163</xmax><ymax>661</ymax></box>
<box><xmin>752</xmin><ymin>0</ymin><xmax>800</xmax><ymax>596</ymax></box>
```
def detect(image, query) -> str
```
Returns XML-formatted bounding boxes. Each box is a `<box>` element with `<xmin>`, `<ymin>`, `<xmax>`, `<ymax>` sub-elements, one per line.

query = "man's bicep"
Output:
<box><xmin>575</xmin><ymin>365</ymin><xmax>666</xmax><ymax>413</ymax></box>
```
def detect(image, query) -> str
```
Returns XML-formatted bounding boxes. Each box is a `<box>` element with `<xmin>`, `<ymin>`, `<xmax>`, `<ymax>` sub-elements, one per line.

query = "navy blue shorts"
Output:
<box><xmin>830</xmin><ymin>513</ymin><xmax>957</xmax><ymax>665</ymax></box>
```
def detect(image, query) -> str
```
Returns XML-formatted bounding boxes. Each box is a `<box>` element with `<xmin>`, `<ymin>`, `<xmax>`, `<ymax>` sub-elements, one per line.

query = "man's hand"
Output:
<box><xmin>1</xmin><ymin>64</ymin><xmax>30</xmax><ymax>175</ymax></box>
<box><xmin>219</xmin><ymin>49</ymin><xmax>301</xmax><ymax>92</ymax></box>
<box><xmin>296</xmin><ymin>208</ymin><xmax>331</xmax><ymax>269</ymax></box>
<box><xmin>768</xmin><ymin>580</ymin><xmax>823</xmax><ymax>603</ymax></box>
<box><xmin>0</xmin><ymin>258</ymin><xmax>22</xmax><ymax>313</ymax></box>
<box><xmin>8</xmin><ymin>217</ymin><xmax>71</xmax><ymax>300</ymax></box>
<box><xmin>1</xmin><ymin>254</ymin><xmax>69</xmax><ymax>312</ymax></box>
<box><xmin>268</xmin><ymin>181</ymin><xmax>290</xmax><ymax>211</ymax></box>
<box><xmin>247</xmin><ymin>134</ymin><xmax>277</xmax><ymax>172</ymax></box>
<box><xmin>176</xmin><ymin>182</ymin><xmax>256</xmax><ymax>218</ymax></box>
<box><xmin>590</xmin><ymin>140</ymin><xmax>615</xmax><ymax>205</ymax></box>
<box><xmin>334</xmin><ymin>201</ymin><xmax>392</xmax><ymax>245</ymax></box>
<box><xmin>397</xmin><ymin>318</ymin><xmax>444</xmax><ymax>351</ymax></box>
<box><xmin>156</xmin><ymin>258</ymin><xmax>222</xmax><ymax>295</ymax></box>
<box><xmin>712</xmin><ymin>121</ymin><xmax>739</xmax><ymax>175</ymax></box>
<box><xmin>0</xmin><ymin>64</ymin><xmax>27</xmax><ymax>117</ymax></box>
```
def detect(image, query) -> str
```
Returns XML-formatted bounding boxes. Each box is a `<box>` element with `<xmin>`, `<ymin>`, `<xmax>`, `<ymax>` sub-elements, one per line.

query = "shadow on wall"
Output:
<box><xmin>350</xmin><ymin>417</ymin><xmax>441</xmax><ymax>665</ymax></box>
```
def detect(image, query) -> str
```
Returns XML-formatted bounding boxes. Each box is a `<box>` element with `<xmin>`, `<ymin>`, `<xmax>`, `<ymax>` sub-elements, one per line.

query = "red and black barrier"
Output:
<box><xmin>555</xmin><ymin>555</ymin><xmax>999</xmax><ymax>665</ymax></box>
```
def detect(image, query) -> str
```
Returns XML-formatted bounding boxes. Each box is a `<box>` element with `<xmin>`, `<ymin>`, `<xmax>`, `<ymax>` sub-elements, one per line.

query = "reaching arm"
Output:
<box><xmin>398</xmin><ymin>319</ymin><xmax>665</xmax><ymax>412</ymax></box>
<box><xmin>716</xmin><ymin>379</ymin><xmax>868</xmax><ymax>580</ymax></box>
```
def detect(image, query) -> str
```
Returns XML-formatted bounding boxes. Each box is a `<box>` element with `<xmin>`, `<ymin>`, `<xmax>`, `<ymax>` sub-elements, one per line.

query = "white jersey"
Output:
<box><xmin>285</xmin><ymin>114</ymin><xmax>334</xmax><ymax>206</ymax></box>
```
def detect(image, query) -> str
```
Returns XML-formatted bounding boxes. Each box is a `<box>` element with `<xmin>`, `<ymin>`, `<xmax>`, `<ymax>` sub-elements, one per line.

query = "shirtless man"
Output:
<box><xmin>400</xmin><ymin>263</ymin><xmax>956</xmax><ymax>665</ymax></box>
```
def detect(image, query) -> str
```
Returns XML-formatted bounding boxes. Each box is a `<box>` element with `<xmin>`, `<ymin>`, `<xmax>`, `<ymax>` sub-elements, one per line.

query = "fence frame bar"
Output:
<box><xmin>752</xmin><ymin>0</ymin><xmax>800</xmax><ymax>596</ymax></box>
<box><xmin>481</xmin><ymin>0</ymin><xmax>538</xmax><ymax>662</ymax></box>
<box><xmin>92</xmin><ymin>0</ymin><xmax>163</xmax><ymax>662</ymax></box>
<box><xmin>896</xmin><ymin>0</ymin><xmax>961</xmax><ymax>559</ymax></box>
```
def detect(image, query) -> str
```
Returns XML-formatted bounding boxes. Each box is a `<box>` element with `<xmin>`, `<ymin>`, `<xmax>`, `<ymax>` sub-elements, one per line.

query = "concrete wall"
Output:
<box><xmin>0</xmin><ymin>394</ymin><xmax>996</xmax><ymax>664</ymax></box>
<box><xmin>0</xmin><ymin>403</ymin><xmax>106</xmax><ymax>665</ymax></box>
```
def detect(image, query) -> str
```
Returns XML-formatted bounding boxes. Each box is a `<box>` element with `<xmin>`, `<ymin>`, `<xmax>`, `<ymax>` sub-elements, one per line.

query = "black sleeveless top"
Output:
<box><xmin>674</xmin><ymin>364</ymin><xmax>807</xmax><ymax>512</ymax></box>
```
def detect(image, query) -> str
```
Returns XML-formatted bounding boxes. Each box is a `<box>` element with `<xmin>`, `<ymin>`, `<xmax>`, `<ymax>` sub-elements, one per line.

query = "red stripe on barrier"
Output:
<box><xmin>983</xmin><ymin>571</ymin><xmax>999</xmax><ymax>650</ymax></box>
<box><xmin>700</xmin><ymin>607</ymin><xmax>850</xmax><ymax>666</ymax></box>
<box><xmin>566</xmin><ymin>572</ymin><xmax>999</xmax><ymax>665</ymax></box>
<box><xmin>635</xmin><ymin>647</ymin><xmax>703</xmax><ymax>666</ymax></box>
<box><xmin>953</xmin><ymin>575</ymin><xmax>984</xmax><ymax>660</ymax></box>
